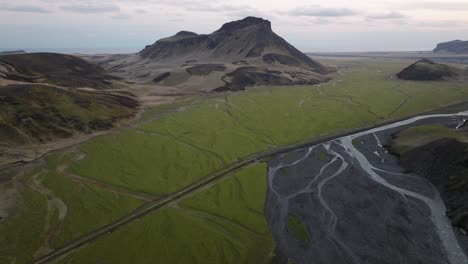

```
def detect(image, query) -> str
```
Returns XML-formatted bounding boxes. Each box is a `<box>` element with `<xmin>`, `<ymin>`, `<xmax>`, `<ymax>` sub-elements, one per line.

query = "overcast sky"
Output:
<box><xmin>1</xmin><ymin>0</ymin><xmax>467</xmax><ymax>52</ymax></box>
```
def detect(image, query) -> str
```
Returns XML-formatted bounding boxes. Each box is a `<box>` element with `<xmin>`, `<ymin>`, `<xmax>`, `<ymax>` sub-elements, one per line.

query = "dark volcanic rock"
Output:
<box><xmin>397</xmin><ymin>59</ymin><xmax>459</xmax><ymax>81</ymax></box>
<box><xmin>214</xmin><ymin>66</ymin><xmax>321</xmax><ymax>92</ymax></box>
<box><xmin>152</xmin><ymin>72</ymin><xmax>171</xmax><ymax>83</ymax></box>
<box><xmin>397</xmin><ymin>138</ymin><xmax>468</xmax><ymax>231</ymax></box>
<box><xmin>263</xmin><ymin>53</ymin><xmax>301</xmax><ymax>67</ymax></box>
<box><xmin>185</xmin><ymin>64</ymin><xmax>227</xmax><ymax>76</ymax></box>
<box><xmin>139</xmin><ymin>17</ymin><xmax>330</xmax><ymax>75</ymax></box>
<box><xmin>434</xmin><ymin>40</ymin><xmax>468</xmax><ymax>54</ymax></box>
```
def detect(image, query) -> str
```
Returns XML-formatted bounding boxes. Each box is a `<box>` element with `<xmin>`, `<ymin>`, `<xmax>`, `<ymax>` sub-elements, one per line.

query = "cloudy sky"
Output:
<box><xmin>1</xmin><ymin>0</ymin><xmax>467</xmax><ymax>52</ymax></box>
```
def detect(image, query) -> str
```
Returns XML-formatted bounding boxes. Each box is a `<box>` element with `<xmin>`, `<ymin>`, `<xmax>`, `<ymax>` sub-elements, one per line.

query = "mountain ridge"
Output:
<box><xmin>434</xmin><ymin>40</ymin><xmax>468</xmax><ymax>54</ymax></box>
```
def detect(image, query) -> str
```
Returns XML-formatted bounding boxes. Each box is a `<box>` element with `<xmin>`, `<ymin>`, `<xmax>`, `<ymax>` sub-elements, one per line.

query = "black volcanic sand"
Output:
<box><xmin>266</xmin><ymin>114</ymin><xmax>468</xmax><ymax>264</ymax></box>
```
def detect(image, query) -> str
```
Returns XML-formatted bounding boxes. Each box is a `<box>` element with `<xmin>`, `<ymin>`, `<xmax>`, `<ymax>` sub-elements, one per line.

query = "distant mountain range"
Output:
<box><xmin>0</xmin><ymin>50</ymin><xmax>26</xmax><ymax>55</ymax></box>
<box><xmin>434</xmin><ymin>40</ymin><xmax>468</xmax><ymax>54</ymax></box>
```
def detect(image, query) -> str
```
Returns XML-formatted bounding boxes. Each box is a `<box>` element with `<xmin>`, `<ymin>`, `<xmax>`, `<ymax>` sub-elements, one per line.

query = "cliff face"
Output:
<box><xmin>434</xmin><ymin>40</ymin><xmax>468</xmax><ymax>54</ymax></box>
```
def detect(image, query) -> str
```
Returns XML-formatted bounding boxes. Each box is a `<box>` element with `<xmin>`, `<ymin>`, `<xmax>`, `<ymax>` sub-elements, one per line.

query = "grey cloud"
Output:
<box><xmin>110</xmin><ymin>13</ymin><xmax>131</xmax><ymax>20</ymax></box>
<box><xmin>416</xmin><ymin>20</ymin><xmax>462</xmax><ymax>28</ymax></box>
<box><xmin>152</xmin><ymin>0</ymin><xmax>259</xmax><ymax>16</ymax></box>
<box><xmin>135</xmin><ymin>8</ymin><xmax>147</xmax><ymax>14</ymax></box>
<box><xmin>367</xmin><ymin>11</ymin><xmax>406</xmax><ymax>20</ymax></box>
<box><xmin>288</xmin><ymin>6</ymin><xmax>357</xmax><ymax>17</ymax></box>
<box><xmin>1</xmin><ymin>4</ymin><xmax>51</xmax><ymax>13</ymax></box>
<box><xmin>405</xmin><ymin>1</ymin><xmax>468</xmax><ymax>11</ymax></box>
<box><xmin>60</xmin><ymin>3</ymin><xmax>120</xmax><ymax>13</ymax></box>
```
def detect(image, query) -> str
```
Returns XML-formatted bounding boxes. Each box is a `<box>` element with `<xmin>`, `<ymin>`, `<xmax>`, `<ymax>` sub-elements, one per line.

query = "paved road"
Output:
<box><xmin>266</xmin><ymin>111</ymin><xmax>468</xmax><ymax>264</ymax></box>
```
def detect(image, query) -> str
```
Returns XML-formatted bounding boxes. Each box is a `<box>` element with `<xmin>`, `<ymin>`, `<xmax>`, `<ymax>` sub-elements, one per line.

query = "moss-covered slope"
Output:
<box><xmin>0</xmin><ymin>84</ymin><xmax>138</xmax><ymax>146</ymax></box>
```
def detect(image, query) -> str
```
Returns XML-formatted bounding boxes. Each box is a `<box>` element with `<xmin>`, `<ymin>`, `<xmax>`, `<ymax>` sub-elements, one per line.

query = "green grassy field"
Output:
<box><xmin>0</xmin><ymin>152</ymin><xmax>145</xmax><ymax>263</ymax></box>
<box><xmin>0</xmin><ymin>178</ymin><xmax>47</xmax><ymax>264</ymax></box>
<box><xmin>58</xmin><ymin>164</ymin><xmax>275</xmax><ymax>264</ymax></box>
<box><xmin>70</xmin><ymin>59</ymin><xmax>468</xmax><ymax>197</ymax></box>
<box><xmin>3</xmin><ymin>58</ymin><xmax>468</xmax><ymax>263</ymax></box>
<box><xmin>390</xmin><ymin>125</ymin><xmax>462</xmax><ymax>154</ymax></box>
<box><xmin>41</xmin><ymin>158</ymin><xmax>144</xmax><ymax>248</ymax></box>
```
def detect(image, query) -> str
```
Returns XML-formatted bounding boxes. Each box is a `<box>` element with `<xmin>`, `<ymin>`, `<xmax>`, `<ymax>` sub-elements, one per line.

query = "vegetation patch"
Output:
<box><xmin>390</xmin><ymin>125</ymin><xmax>461</xmax><ymax>155</ymax></box>
<box><xmin>286</xmin><ymin>215</ymin><xmax>310</xmax><ymax>244</ymax></box>
<box><xmin>0</xmin><ymin>173</ymin><xmax>48</xmax><ymax>264</ymax></box>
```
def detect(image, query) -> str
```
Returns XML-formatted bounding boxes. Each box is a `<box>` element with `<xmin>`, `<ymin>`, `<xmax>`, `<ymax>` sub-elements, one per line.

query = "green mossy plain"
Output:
<box><xmin>58</xmin><ymin>164</ymin><xmax>275</xmax><ymax>264</ymax></box>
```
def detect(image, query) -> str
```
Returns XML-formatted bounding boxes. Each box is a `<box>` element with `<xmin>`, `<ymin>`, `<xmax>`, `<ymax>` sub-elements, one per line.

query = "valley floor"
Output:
<box><xmin>2</xmin><ymin>58</ymin><xmax>468</xmax><ymax>264</ymax></box>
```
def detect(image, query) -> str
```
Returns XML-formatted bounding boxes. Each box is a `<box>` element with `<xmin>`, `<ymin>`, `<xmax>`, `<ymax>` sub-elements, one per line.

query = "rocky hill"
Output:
<box><xmin>90</xmin><ymin>17</ymin><xmax>332</xmax><ymax>92</ymax></box>
<box><xmin>0</xmin><ymin>53</ymin><xmax>122</xmax><ymax>89</ymax></box>
<box><xmin>397</xmin><ymin>59</ymin><xmax>460</xmax><ymax>81</ymax></box>
<box><xmin>389</xmin><ymin>125</ymin><xmax>468</xmax><ymax>234</ymax></box>
<box><xmin>0</xmin><ymin>84</ymin><xmax>138</xmax><ymax>147</ymax></box>
<box><xmin>434</xmin><ymin>40</ymin><xmax>468</xmax><ymax>54</ymax></box>
<box><xmin>0</xmin><ymin>53</ymin><xmax>139</xmax><ymax>167</ymax></box>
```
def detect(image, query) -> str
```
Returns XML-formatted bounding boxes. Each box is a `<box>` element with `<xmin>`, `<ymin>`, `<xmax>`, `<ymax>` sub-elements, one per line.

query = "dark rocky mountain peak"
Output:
<box><xmin>175</xmin><ymin>31</ymin><xmax>198</xmax><ymax>37</ymax></box>
<box><xmin>215</xmin><ymin>17</ymin><xmax>272</xmax><ymax>33</ymax></box>
<box><xmin>138</xmin><ymin>17</ymin><xmax>330</xmax><ymax>74</ymax></box>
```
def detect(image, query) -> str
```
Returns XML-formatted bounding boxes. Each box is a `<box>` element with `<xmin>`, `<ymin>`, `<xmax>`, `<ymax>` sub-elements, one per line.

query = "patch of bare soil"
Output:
<box><xmin>0</xmin><ymin>182</ymin><xmax>19</xmax><ymax>222</ymax></box>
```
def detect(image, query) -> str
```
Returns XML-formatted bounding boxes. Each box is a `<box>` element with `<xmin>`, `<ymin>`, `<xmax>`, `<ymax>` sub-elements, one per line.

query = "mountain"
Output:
<box><xmin>140</xmin><ymin>17</ymin><xmax>329</xmax><ymax>74</ymax></box>
<box><xmin>90</xmin><ymin>17</ymin><xmax>332</xmax><ymax>92</ymax></box>
<box><xmin>0</xmin><ymin>50</ymin><xmax>27</xmax><ymax>55</ymax></box>
<box><xmin>397</xmin><ymin>59</ymin><xmax>460</xmax><ymax>81</ymax></box>
<box><xmin>433</xmin><ymin>40</ymin><xmax>468</xmax><ymax>54</ymax></box>
<box><xmin>0</xmin><ymin>53</ymin><xmax>123</xmax><ymax>89</ymax></box>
